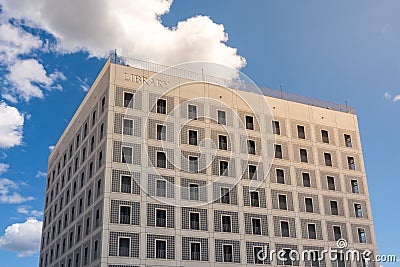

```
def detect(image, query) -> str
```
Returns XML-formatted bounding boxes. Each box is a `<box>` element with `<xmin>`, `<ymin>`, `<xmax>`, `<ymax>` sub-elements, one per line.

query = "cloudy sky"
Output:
<box><xmin>0</xmin><ymin>0</ymin><xmax>399</xmax><ymax>266</ymax></box>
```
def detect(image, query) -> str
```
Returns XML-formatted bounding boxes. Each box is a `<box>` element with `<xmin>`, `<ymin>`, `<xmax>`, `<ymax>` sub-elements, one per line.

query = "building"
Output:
<box><xmin>39</xmin><ymin>56</ymin><xmax>378</xmax><ymax>267</ymax></box>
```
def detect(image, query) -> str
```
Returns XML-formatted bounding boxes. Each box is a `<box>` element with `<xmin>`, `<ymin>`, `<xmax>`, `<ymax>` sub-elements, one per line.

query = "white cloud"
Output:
<box><xmin>1</xmin><ymin>0</ymin><xmax>246</xmax><ymax>70</ymax></box>
<box><xmin>48</xmin><ymin>146</ymin><xmax>55</xmax><ymax>151</ymax></box>
<box><xmin>35</xmin><ymin>171</ymin><xmax>47</xmax><ymax>179</ymax></box>
<box><xmin>0</xmin><ymin>219</ymin><xmax>42</xmax><ymax>257</ymax></box>
<box><xmin>17</xmin><ymin>205</ymin><xmax>44</xmax><ymax>218</ymax></box>
<box><xmin>0</xmin><ymin>178</ymin><xmax>34</xmax><ymax>204</ymax></box>
<box><xmin>394</xmin><ymin>95</ymin><xmax>400</xmax><ymax>102</ymax></box>
<box><xmin>384</xmin><ymin>91</ymin><xmax>392</xmax><ymax>100</ymax></box>
<box><xmin>0</xmin><ymin>102</ymin><xmax>24</xmax><ymax>149</ymax></box>
<box><xmin>0</xmin><ymin>163</ymin><xmax>9</xmax><ymax>175</ymax></box>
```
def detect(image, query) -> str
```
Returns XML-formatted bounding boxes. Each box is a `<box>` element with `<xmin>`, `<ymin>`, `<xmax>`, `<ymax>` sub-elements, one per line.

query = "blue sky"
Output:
<box><xmin>0</xmin><ymin>0</ymin><xmax>399</xmax><ymax>266</ymax></box>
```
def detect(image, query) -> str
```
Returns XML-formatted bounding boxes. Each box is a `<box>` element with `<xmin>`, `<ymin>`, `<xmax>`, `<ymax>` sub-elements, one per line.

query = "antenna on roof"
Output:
<box><xmin>114</xmin><ymin>49</ymin><xmax>117</xmax><ymax>63</ymax></box>
<box><xmin>345</xmin><ymin>100</ymin><xmax>348</xmax><ymax>112</ymax></box>
<box><xmin>280</xmin><ymin>83</ymin><xmax>283</xmax><ymax>99</ymax></box>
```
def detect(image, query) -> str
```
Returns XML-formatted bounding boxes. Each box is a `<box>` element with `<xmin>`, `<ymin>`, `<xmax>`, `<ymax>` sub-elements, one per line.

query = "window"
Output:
<box><xmin>351</xmin><ymin>180</ymin><xmax>359</xmax><ymax>194</ymax></box>
<box><xmin>188</xmin><ymin>104</ymin><xmax>197</xmax><ymax>120</ymax></box>
<box><xmin>217</xmin><ymin>110</ymin><xmax>226</xmax><ymax>125</ymax></box>
<box><xmin>156</xmin><ymin>209</ymin><xmax>166</xmax><ymax>227</ymax></box>
<box><xmin>310</xmin><ymin>251</ymin><xmax>320</xmax><ymax>267</ymax></box>
<box><xmin>358</xmin><ymin>228</ymin><xmax>366</xmax><ymax>243</ymax></box>
<box><xmin>188</xmin><ymin>130</ymin><xmax>198</xmax><ymax>145</ymax></box>
<box><xmin>156</xmin><ymin>179</ymin><xmax>166</xmax><ymax>197</ymax></box>
<box><xmin>84</xmin><ymin>247</ymin><xmax>88</xmax><ymax>265</ymax></box>
<box><xmin>333</xmin><ymin>226</ymin><xmax>342</xmax><ymax>241</ymax></box>
<box><xmin>324</xmin><ymin>153</ymin><xmax>332</xmax><ymax>166</ymax></box>
<box><xmin>94</xmin><ymin>240</ymin><xmax>99</xmax><ymax>259</ymax></box>
<box><xmin>220</xmin><ymin>187</ymin><xmax>230</xmax><ymax>204</ymax></box>
<box><xmin>281</xmin><ymin>221</ymin><xmax>289</xmax><ymax>237</ymax></box>
<box><xmin>85</xmin><ymin>218</ymin><xmax>90</xmax><ymax>235</ymax></box>
<box><xmin>250</xmin><ymin>191</ymin><xmax>259</xmax><ymax>207</ymax></box>
<box><xmin>327</xmin><ymin>176</ymin><xmax>335</xmax><ymax>190</ymax></box>
<box><xmin>307</xmin><ymin>223</ymin><xmax>317</xmax><ymax>239</ymax></box>
<box><xmin>222</xmin><ymin>215</ymin><xmax>231</xmax><ymax>232</ymax></box>
<box><xmin>87</xmin><ymin>189</ymin><xmax>92</xmax><ymax>206</ymax></box>
<box><xmin>90</xmin><ymin>136</ymin><xmax>95</xmax><ymax>152</ymax></box>
<box><xmin>124</xmin><ymin>92</ymin><xmax>134</xmax><ymax>108</ymax></box>
<box><xmin>189</xmin><ymin>212</ymin><xmax>200</xmax><ymax>230</ymax></box>
<box><xmin>121</xmin><ymin>175</ymin><xmax>131</xmax><ymax>193</ymax></box>
<box><xmin>99</xmin><ymin>123</ymin><xmax>104</xmax><ymax>140</ymax></box>
<box><xmin>305</xmin><ymin>198</ymin><xmax>314</xmax><ymax>213</ymax></box>
<box><xmin>219</xmin><ymin>161</ymin><xmax>228</xmax><ymax>176</ymax></box>
<box><xmin>247</xmin><ymin>139</ymin><xmax>256</xmax><ymax>154</ymax></box>
<box><xmin>251</xmin><ymin>218</ymin><xmax>261</xmax><ymax>235</ymax></box>
<box><xmin>300</xmin><ymin>149</ymin><xmax>308</xmax><ymax>163</ymax></box>
<box><xmin>190</xmin><ymin>242</ymin><xmax>201</xmax><ymax>260</ymax></box>
<box><xmin>246</xmin><ymin>115</ymin><xmax>254</xmax><ymax>130</ymax></box>
<box><xmin>119</xmin><ymin>206</ymin><xmax>130</xmax><ymax>224</ymax></box>
<box><xmin>157</xmin><ymin>99</ymin><xmax>167</xmax><ymax>114</ymax></box>
<box><xmin>282</xmin><ymin>249</ymin><xmax>293</xmax><ymax>265</ymax></box>
<box><xmin>223</xmin><ymin>244</ymin><xmax>233</xmax><ymax>262</ymax></box>
<box><xmin>254</xmin><ymin>246</ymin><xmax>264</xmax><ymax>264</ymax></box>
<box><xmin>76</xmin><ymin>134</ymin><xmax>80</xmax><ymax>148</ymax></box>
<box><xmin>98</xmin><ymin>151</ymin><xmax>103</xmax><ymax>167</ymax></box>
<box><xmin>92</xmin><ymin>110</ymin><xmax>96</xmax><ymax>126</ymax></box>
<box><xmin>348</xmin><ymin>156</ymin><xmax>355</xmax><ymax>170</ymax></box>
<box><xmin>122</xmin><ymin>147</ymin><xmax>133</xmax><ymax>164</ymax></box>
<box><xmin>330</xmin><ymin>201</ymin><xmax>339</xmax><ymax>215</ymax></box>
<box><xmin>218</xmin><ymin>135</ymin><xmax>227</xmax><ymax>150</ymax></box>
<box><xmin>297</xmin><ymin>125</ymin><xmax>305</xmax><ymax>139</ymax></box>
<box><xmin>189</xmin><ymin>156</ymin><xmax>199</xmax><ymax>173</ymax></box>
<box><xmin>273</xmin><ymin>120</ymin><xmax>280</xmax><ymax>135</ymax></box>
<box><xmin>82</xmin><ymin>147</ymin><xmax>87</xmax><ymax>163</ymax></box>
<box><xmin>156</xmin><ymin>124</ymin><xmax>166</xmax><ymax>141</ymax></box>
<box><xmin>278</xmin><ymin>194</ymin><xmax>287</xmax><ymax>210</ymax></box>
<box><xmin>249</xmin><ymin>165</ymin><xmax>257</xmax><ymax>180</ymax></box>
<box><xmin>156</xmin><ymin>152</ymin><xmax>166</xmax><ymax>168</ymax></box>
<box><xmin>302</xmin><ymin>173</ymin><xmax>311</xmax><ymax>187</ymax></box>
<box><xmin>101</xmin><ymin>96</ymin><xmax>106</xmax><ymax>113</ymax></box>
<box><xmin>123</xmin><ymin>119</ymin><xmax>133</xmax><ymax>135</ymax></box>
<box><xmin>344</xmin><ymin>134</ymin><xmax>352</xmax><ymax>147</ymax></box>
<box><xmin>155</xmin><ymin>240</ymin><xmax>167</xmax><ymax>259</ymax></box>
<box><xmin>276</xmin><ymin>169</ymin><xmax>285</xmax><ymax>184</ymax></box>
<box><xmin>321</xmin><ymin>130</ymin><xmax>329</xmax><ymax>143</ymax></box>
<box><xmin>354</xmin><ymin>204</ymin><xmax>363</xmax><ymax>218</ymax></box>
<box><xmin>275</xmin><ymin>144</ymin><xmax>283</xmax><ymax>159</ymax></box>
<box><xmin>83</xmin><ymin>123</ymin><xmax>88</xmax><ymax>138</ymax></box>
<box><xmin>189</xmin><ymin>184</ymin><xmax>199</xmax><ymax>200</ymax></box>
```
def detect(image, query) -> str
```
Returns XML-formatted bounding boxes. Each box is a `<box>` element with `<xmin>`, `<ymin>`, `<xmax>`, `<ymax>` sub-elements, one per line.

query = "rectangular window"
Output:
<box><xmin>189</xmin><ymin>212</ymin><xmax>200</xmax><ymax>230</ymax></box>
<box><xmin>101</xmin><ymin>96</ymin><xmax>106</xmax><ymax>113</ymax></box>
<box><xmin>123</xmin><ymin>92</ymin><xmax>134</xmax><ymax>108</ymax></box>
<box><xmin>348</xmin><ymin>156</ymin><xmax>355</xmax><ymax>170</ymax></box>
<box><xmin>324</xmin><ymin>153</ymin><xmax>332</xmax><ymax>166</ymax></box>
<box><xmin>156</xmin><ymin>152</ymin><xmax>166</xmax><ymax>168</ymax></box>
<box><xmin>283</xmin><ymin>249</ymin><xmax>293</xmax><ymax>265</ymax></box>
<box><xmin>156</xmin><ymin>179</ymin><xmax>166</xmax><ymax>197</ymax></box>
<box><xmin>358</xmin><ymin>228</ymin><xmax>366</xmax><ymax>243</ymax></box>
<box><xmin>275</xmin><ymin>144</ymin><xmax>283</xmax><ymax>159</ymax></box>
<box><xmin>155</xmin><ymin>240</ymin><xmax>167</xmax><ymax>259</ymax></box>
<box><xmin>330</xmin><ymin>200</ymin><xmax>339</xmax><ymax>215</ymax></box>
<box><xmin>351</xmin><ymin>180</ymin><xmax>359</xmax><ymax>194</ymax></box>
<box><xmin>281</xmin><ymin>221</ymin><xmax>290</xmax><ymax>237</ymax></box>
<box><xmin>189</xmin><ymin>156</ymin><xmax>199</xmax><ymax>173</ymax></box>
<box><xmin>119</xmin><ymin>206</ymin><xmax>131</xmax><ymax>224</ymax></box>
<box><xmin>122</xmin><ymin>147</ymin><xmax>133</xmax><ymax>164</ymax></box>
<box><xmin>321</xmin><ymin>130</ymin><xmax>329</xmax><ymax>143</ymax></box>
<box><xmin>221</xmin><ymin>215</ymin><xmax>232</xmax><ymax>232</ymax></box>
<box><xmin>123</xmin><ymin>119</ymin><xmax>133</xmax><ymax>135</ymax></box>
<box><xmin>223</xmin><ymin>244</ymin><xmax>233</xmax><ymax>262</ymax></box>
<box><xmin>188</xmin><ymin>130</ymin><xmax>198</xmax><ymax>145</ymax></box>
<box><xmin>300</xmin><ymin>149</ymin><xmax>308</xmax><ymax>163</ymax></box>
<box><xmin>297</xmin><ymin>125</ymin><xmax>305</xmax><ymax>139</ymax></box>
<box><xmin>83</xmin><ymin>123</ymin><xmax>88</xmax><ymax>138</ymax></box>
<box><xmin>327</xmin><ymin>176</ymin><xmax>335</xmax><ymax>190</ymax></box>
<box><xmin>92</xmin><ymin>110</ymin><xmax>96</xmax><ymax>126</ymax></box>
<box><xmin>188</xmin><ymin>104</ymin><xmax>197</xmax><ymax>120</ymax></box>
<box><xmin>354</xmin><ymin>203</ymin><xmax>363</xmax><ymax>218</ymax></box>
<box><xmin>218</xmin><ymin>135</ymin><xmax>228</xmax><ymax>150</ymax></box>
<box><xmin>156</xmin><ymin>99</ymin><xmax>167</xmax><ymax>114</ymax></box>
<box><xmin>248</xmin><ymin>165</ymin><xmax>257</xmax><ymax>180</ymax></box>
<box><xmin>119</xmin><ymin>238</ymin><xmax>130</xmax><ymax>257</ymax></box>
<box><xmin>156</xmin><ymin>124</ymin><xmax>166</xmax><ymax>141</ymax></box>
<box><xmin>254</xmin><ymin>246</ymin><xmax>263</xmax><ymax>264</ymax></box>
<box><xmin>273</xmin><ymin>120</ymin><xmax>280</xmax><ymax>135</ymax></box>
<box><xmin>217</xmin><ymin>110</ymin><xmax>226</xmax><ymax>125</ymax></box>
<box><xmin>190</xmin><ymin>242</ymin><xmax>201</xmax><ymax>261</ymax></box>
<box><xmin>278</xmin><ymin>194</ymin><xmax>287</xmax><ymax>210</ymax></box>
<box><xmin>219</xmin><ymin>161</ymin><xmax>229</xmax><ymax>176</ymax></box>
<box><xmin>333</xmin><ymin>226</ymin><xmax>342</xmax><ymax>241</ymax></box>
<box><xmin>308</xmin><ymin>223</ymin><xmax>317</xmax><ymax>239</ymax></box>
<box><xmin>305</xmin><ymin>197</ymin><xmax>314</xmax><ymax>212</ymax></box>
<box><xmin>247</xmin><ymin>139</ymin><xmax>256</xmax><ymax>154</ymax></box>
<box><xmin>344</xmin><ymin>134</ymin><xmax>352</xmax><ymax>147</ymax></box>
<box><xmin>189</xmin><ymin>184</ymin><xmax>199</xmax><ymax>201</ymax></box>
<box><xmin>156</xmin><ymin>209</ymin><xmax>167</xmax><ymax>227</ymax></box>
<box><xmin>302</xmin><ymin>173</ymin><xmax>311</xmax><ymax>187</ymax></box>
<box><xmin>276</xmin><ymin>169</ymin><xmax>285</xmax><ymax>184</ymax></box>
<box><xmin>250</xmin><ymin>191</ymin><xmax>260</xmax><ymax>207</ymax></box>
<box><xmin>220</xmin><ymin>187</ymin><xmax>230</xmax><ymax>204</ymax></box>
<box><xmin>121</xmin><ymin>176</ymin><xmax>131</xmax><ymax>193</ymax></box>
<box><xmin>246</xmin><ymin>115</ymin><xmax>254</xmax><ymax>130</ymax></box>
<box><xmin>251</xmin><ymin>218</ymin><xmax>262</xmax><ymax>235</ymax></box>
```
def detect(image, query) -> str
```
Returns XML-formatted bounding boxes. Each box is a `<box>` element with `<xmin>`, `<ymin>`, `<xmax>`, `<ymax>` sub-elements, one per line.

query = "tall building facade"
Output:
<box><xmin>39</xmin><ymin>57</ymin><xmax>377</xmax><ymax>267</ymax></box>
